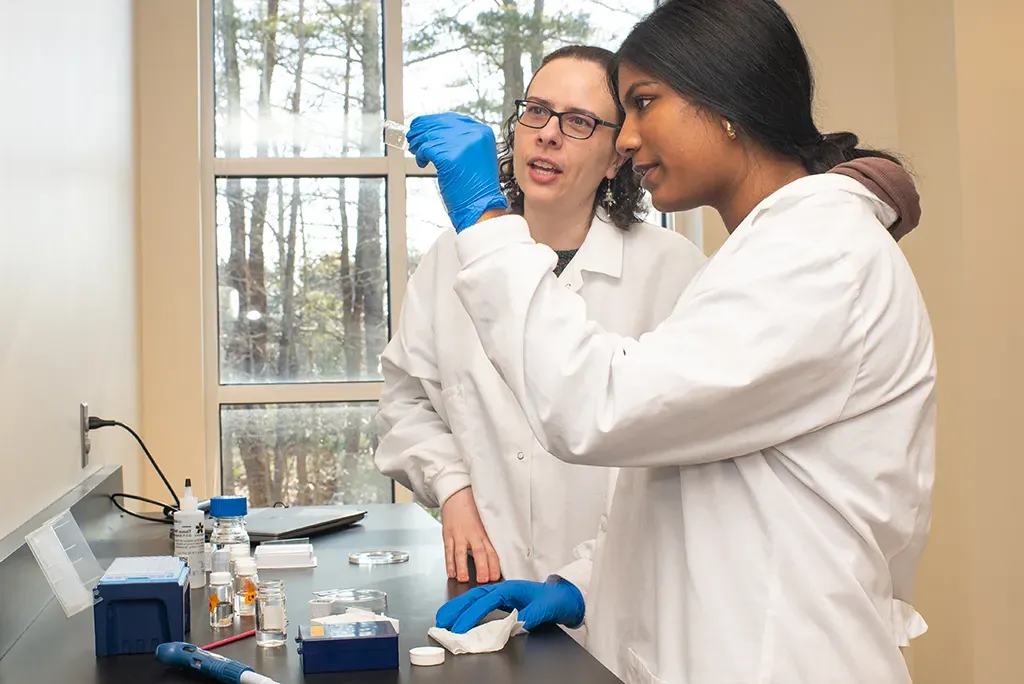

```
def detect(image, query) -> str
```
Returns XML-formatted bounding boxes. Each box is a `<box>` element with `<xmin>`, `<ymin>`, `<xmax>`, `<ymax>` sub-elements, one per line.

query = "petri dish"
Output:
<box><xmin>312</xmin><ymin>588</ymin><xmax>388</xmax><ymax>615</ymax></box>
<box><xmin>348</xmin><ymin>550</ymin><xmax>410</xmax><ymax>566</ymax></box>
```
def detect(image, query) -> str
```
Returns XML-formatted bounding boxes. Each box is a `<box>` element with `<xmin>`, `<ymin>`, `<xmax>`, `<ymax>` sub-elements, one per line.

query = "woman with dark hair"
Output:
<box><xmin>375</xmin><ymin>46</ymin><xmax>705</xmax><ymax>588</ymax></box>
<box><xmin>410</xmin><ymin>1</ymin><xmax>934</xmax><ymax>682</ymax></box>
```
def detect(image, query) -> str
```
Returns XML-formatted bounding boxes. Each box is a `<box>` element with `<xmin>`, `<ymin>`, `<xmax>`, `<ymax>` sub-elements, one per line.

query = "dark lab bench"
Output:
<box><xmin>0</xmin><ymin>502</ymin><xmax>621</xmax><ymax>684</ymax></box>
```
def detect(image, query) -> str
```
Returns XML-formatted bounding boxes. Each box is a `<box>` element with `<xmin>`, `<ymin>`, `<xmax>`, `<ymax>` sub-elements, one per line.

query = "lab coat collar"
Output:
<box><xmin>558</xmin><ymin>209</ymin><xmax>623</xmax><ymax>290</ymax></box>
<box><xmin>743</xmin><ymin>173</ymin><xmax>899</xmax><ymax>232</ymax></box>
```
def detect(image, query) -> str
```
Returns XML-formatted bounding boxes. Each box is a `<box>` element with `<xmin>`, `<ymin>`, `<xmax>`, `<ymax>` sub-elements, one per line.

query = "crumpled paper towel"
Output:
<box><xmin>312</xmin><ymin>607</ymin><xmax>400</xmax><ymax>633</ymax></box>
<box><xmin>427</xmin><ymin>609</ymin><xmax>528</xmax><ymax>655</ymax></box>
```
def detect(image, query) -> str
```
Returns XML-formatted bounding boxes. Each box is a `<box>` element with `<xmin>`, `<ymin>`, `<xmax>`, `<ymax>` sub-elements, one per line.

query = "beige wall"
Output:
<box><xmin>0</xmin><ymin>0</ymin><xmax>139</xmax><ymax>539</ymax></box>
<box><xmin>135</xmin><ymin>1</ymin><xmax>209</xmax><ymax>500</ymax></box>
<box><xmin>891</xmin><ymin>1</ymin><xmax>971</xmax><ymax>681</ymax></box>
<box><xmin>953</xmin><ymin>1</ymin><xmax>1024</xmax><ymax>681</ymax></box>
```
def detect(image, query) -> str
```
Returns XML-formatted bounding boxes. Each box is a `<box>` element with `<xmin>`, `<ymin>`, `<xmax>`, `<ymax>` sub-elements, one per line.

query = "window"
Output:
<box><xmin>205</xmin><ymin>0</ymin><xmax>669</xmax><ymax>507</ymax></box>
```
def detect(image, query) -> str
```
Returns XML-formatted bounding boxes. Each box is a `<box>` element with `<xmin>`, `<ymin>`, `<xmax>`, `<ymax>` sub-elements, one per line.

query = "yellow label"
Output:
<box><xmin>310</xmin><ymin>625</ymin><xmax>325</xmax><ymax>637</ymax></box>
<box><xmin>243</xmin><ymin>579</ymin><xmax>257</xmax><ymax>605</ymax></box>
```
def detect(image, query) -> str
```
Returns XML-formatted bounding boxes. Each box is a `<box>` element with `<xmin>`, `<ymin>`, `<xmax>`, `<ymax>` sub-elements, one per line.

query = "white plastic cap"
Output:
<box><xmin>409</xmin><ymin>646</ymin><xmax>445</xmax><ymax>666</ymax></box>
<box><xmin>180</xmin><ymin>478</ymin><xmax>198</xmax><ymax>513</ymax></box>
<box><xmin>210</xmin><ymin>571</ymin><xmax>232</xmax><ymax>586</ymax></box>
<box><xmin>235</xmin><ymin>558</ymin><xmax>257</xmax><ymax>576</ymax></box>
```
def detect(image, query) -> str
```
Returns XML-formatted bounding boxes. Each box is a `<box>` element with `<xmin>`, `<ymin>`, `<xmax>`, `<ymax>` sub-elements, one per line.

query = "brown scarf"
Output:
<box><xmin>829</xmin><ymin>158</ymin><xmax>921</xmax><ymax>242</ymax></box>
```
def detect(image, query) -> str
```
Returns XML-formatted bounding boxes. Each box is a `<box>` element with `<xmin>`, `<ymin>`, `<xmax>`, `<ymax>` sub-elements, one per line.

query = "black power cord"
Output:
<box><xmin>89</xmin><ymin>416</ymin><xmax>181</xmax><ymax>524</ymax></box>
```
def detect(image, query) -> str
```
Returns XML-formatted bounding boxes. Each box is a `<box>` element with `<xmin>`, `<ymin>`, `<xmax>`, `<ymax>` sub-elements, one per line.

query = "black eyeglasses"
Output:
<box><xmin>514</xmin><ymin>99</ymin><xmax>621</xmax><ymax>140</ymax></box>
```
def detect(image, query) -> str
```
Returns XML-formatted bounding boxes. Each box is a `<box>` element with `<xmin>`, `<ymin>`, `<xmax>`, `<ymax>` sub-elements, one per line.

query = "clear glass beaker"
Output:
<box><xmin>256</xmin><ymin>579</ymin><xmax>288</xmax><ymax>647</ymax></box>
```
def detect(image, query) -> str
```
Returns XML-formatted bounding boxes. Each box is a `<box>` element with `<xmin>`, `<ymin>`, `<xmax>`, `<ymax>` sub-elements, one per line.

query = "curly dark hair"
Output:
<box><xmin>497</xmin><ymin>45</ymin><xmax>647</xmax><ymax>231</ymax></box>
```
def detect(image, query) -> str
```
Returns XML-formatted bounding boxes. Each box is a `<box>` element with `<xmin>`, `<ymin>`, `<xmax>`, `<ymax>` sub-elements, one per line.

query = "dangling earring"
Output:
<box><xmin>724</xmin><ymin>120</ymin><xmax>737</xmax><ymax>140</ymax></box>
<box><xmin>603</xmin><ymin>179</ymin><xmax>616</xmax><ymax>209</ymax></box>
<box><xmin>509</xmin><ymin>176</ymin><xmax>524</xmax><ymax>202</ymax></box>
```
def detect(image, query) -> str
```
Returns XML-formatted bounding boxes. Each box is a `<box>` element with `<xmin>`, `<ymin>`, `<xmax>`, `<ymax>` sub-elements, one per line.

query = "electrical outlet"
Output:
<box><xmin>80</xmin><ymin>402</ymin><xmax>91</xmax><ymax>468</ymax></box>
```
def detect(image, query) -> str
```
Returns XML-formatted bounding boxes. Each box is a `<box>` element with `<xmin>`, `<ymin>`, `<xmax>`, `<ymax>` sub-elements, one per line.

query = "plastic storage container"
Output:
<box><xmin>296</xmin><ymin>621</ymin><xmax>398</xmax><ymax>674</ymax></box>
<box><xmin>24</xmin><ymin>509</ymin><xmax>104</xmax><ymax>617</ymax></box>
<box><xmin>93</xmin><ymin>556</ymin><xmax>191</xmax><ymax>656</ymax></box>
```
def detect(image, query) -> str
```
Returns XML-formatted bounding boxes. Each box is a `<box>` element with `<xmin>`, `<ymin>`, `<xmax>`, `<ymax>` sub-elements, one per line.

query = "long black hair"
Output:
<box><xmin>615</xmin><ymin>0</ymin><xmax>901</xmax><ymax>174</ymax></box>
<box><xmin>498</xmin><ymin>45</ymin><xmax>647</xmax><ymax>230</ymax></box>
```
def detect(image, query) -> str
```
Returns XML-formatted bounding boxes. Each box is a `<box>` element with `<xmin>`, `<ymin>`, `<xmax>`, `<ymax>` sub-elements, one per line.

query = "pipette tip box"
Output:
<box><xmin>93</xmin><ymin>556</ymin><xmax>191</xmax><ymax>657</ymax></box>
<box><xmin>296</xmin><ymin>621</ymin><xmax>399</xmax><ymax>674</ymax></box>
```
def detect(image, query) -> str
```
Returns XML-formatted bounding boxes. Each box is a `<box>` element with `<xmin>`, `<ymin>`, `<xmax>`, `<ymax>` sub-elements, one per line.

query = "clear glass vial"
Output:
<box><xmin>233</xmin><ymin>558</ymin><xmax>259</xmax><ymax>617</ymax></box>
<box><xmin>208</xmin><ymin>571</ymin><xmax>234</xmax><ymax>628</ymax></box>
<box><xmin>256</xmin><ymin>579</ymin><xmax>287</xmax><ymax>647</ymax></box>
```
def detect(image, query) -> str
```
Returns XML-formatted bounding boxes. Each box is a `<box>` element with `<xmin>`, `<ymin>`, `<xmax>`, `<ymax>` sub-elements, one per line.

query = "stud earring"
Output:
<box><xmin>603</xmin><ymin>180</ymin><xmax>616</xmax><ymax>209</ymax></box>
<box><xmin>725</xmin><ymin>120</ymin><xmax>737</xmax><ymax>140</ymax></box>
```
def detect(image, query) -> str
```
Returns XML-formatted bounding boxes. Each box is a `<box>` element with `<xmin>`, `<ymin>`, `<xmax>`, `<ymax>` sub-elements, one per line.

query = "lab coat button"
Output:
<box><xmin>516</xmin><ymin>452</ymin><xmax>525</xmax><ymax>460</ymax></box>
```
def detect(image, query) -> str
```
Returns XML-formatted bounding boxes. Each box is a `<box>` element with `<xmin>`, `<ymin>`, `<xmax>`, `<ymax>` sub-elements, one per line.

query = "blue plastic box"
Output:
<box><xmin>93</xmin><ymin>556</ymin><xmax>190</xmax><ymax>657</ymax></box>
<box><xmin>296</xmin><ymin>621</ymin><xmax>399</xmax><ymax>674</ymax></box>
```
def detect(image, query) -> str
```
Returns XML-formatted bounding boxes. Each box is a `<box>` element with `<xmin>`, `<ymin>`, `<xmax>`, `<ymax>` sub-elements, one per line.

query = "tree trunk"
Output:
<box><xmin>356</xmin><ymin>0</ymin><xmax>385</xmax><ymax>378</ymax></box>
<box><xmin>219</xmin><ymin>0</ymin><xmax>248</xmax><ymax>380</ymax></box>
<box><xmin>240</xmin><ymin>0</ymin><xmax>280</xmax><ymax>506</ymax></box>
<box><xmin>288</xmin><ymin>0</ymin><xmax>310</xmax><ymax>504</ymax></box>
<box><xmin>501</xmin><ymin>0</ymin><xmax>525</xmax><ymax>121</ymax></box>
<box><xmin>530</xmin><ymin>0</ymin><xmax>545</xmax><ymax>74</ymax></box>
<box><xmin>339</xmin><ymin>7</ymin><xmax>360</xmax><ymax>383</ymax></box>
<box><xmin>276</xmin><ymin>177</ymin><xmax>286</xmax><ymax>275</ymax></box>
<box><xmin>246</xmin><ymin>0</ymin><xmax>279</xmax><ymax>383</ymax></box>
<box><xmin>277</xmin><ymin>0</ymin><xmax>304</xmax><ymax>383</ymax></box>
<box><xmin>219</xmin><ymin>0</ymin><xmax>269</xmax><ymax>504</ymax></box>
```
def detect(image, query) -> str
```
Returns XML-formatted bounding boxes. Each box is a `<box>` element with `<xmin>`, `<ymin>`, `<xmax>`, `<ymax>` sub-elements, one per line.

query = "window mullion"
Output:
<box><xmin>218</xmin><ymin>382</ymin><xmax>383</xmax><ymax>406</ymax></box>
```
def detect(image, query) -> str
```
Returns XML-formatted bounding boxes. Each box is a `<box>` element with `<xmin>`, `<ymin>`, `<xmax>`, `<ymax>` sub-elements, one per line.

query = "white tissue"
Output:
<box><xmin>312</xmin><ymin>607</ymin><xmax>400</xmax><ymax>634</ymax></box>
<box><xmin>427</xmin><ymin>609</ymin><xmax>528</xmax><ymax>655</ymax></box>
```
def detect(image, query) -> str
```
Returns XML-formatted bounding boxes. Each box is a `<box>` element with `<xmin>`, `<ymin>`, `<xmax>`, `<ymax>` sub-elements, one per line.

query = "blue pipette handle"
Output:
<box><xmin>155</xmin><ymin>642</ymin><xmax>252</xmax><ymax>683</ymax></box>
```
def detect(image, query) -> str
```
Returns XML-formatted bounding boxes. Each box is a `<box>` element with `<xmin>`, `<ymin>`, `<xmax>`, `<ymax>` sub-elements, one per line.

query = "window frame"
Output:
<box><xmin>195</xmin><ymin>0</ymin><xmax>699</xmax><ymax>503</ymax></box>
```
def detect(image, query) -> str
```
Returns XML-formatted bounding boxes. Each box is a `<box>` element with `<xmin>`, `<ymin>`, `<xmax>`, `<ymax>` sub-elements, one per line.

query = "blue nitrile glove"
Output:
<box><xmin>435</xmin><ymin>578</ymin><xmax>585</xmax><ymax>634</ymax></box>
<box><xmin>406</xmin><ymin>113</ymin><xmax>509</xmax><ymax>233</ymax></box>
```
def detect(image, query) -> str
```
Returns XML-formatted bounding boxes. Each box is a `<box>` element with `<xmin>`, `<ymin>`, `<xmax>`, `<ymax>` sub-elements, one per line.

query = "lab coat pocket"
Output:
<box><xmin>626</xmin><ymin>648</ymin><xmax>667</xmax><ymax>684</ymax></box>
<box><xmin>442</xmin><ymin>384</ymin><xmax>477</xmax><ymax>470</ymax></box>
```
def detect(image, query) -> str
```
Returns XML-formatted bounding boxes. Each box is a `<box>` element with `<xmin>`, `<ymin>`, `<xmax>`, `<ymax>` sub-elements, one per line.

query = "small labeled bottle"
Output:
<box><xmin>208</xmin><ymin>495</ymin><xmax>250</xmax><ymax>553</ymax></box>
<box><xmin>208</xmin><ymin>571</ymin><xmax>234</xmax><ymax>628</ymax></box>
<box><xmin>228</xmin><ymin>543</ymin><xmax>250</xmax><ymax>579</ymax></box>
<box><xmin>210</xmin><ymin>547</ymin><xmax>230</xmax><ymax>575</ymax></box>
<box><xmin>172</xmin><ymin>479</ymin><xmax>206</xmax><ymax>588</ymax></box>
<box><xmin>234</xmin><ymin>558</ymin><xmax>259</xmax><ymax>617</ymax></box>
<box><xmin>255</xmin><ymin>579</ymin><xmax>287</xmax><ymax>647</ymax></box>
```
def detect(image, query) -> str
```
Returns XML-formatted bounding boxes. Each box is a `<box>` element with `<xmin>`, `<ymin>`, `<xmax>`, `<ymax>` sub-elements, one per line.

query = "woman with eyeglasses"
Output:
<box><xmin>375</xmin><ymin>45</ymin><xmax>705</xmax><ymax>588</ymax></box>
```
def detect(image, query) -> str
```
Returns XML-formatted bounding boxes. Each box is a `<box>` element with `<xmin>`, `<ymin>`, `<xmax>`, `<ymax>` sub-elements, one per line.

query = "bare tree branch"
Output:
<box><xmin>403</xmin><ymin>44</ymin><xmax>471</xmax><ymax>66</ymax></box>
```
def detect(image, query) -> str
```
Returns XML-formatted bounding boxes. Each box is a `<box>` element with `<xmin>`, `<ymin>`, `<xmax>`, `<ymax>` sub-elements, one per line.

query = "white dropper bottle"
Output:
<box><xmin>173</xmin><ymin>478</ymin><xmax>206</xmax><ymax>588</ymax></box>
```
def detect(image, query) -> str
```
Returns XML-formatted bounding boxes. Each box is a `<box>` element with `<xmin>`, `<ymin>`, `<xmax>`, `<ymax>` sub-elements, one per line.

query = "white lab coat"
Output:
<box><xmin>451</xmin><ymin>174</ymin><xmax>936</xmax><ymax>684</ymax></box>
<box><xmin>375</xmin><ymin>210</ymin><xmax>706</xmax><ymax>582</ymax></box>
